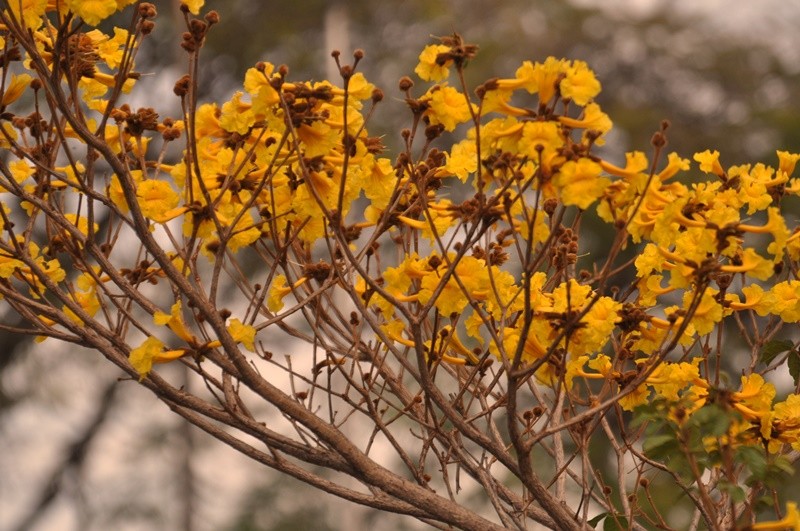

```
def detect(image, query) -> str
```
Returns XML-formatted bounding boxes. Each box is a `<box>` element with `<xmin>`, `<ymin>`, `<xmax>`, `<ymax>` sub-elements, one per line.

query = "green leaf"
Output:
<box><xmin>788</xmin><ymin>350</ymin><xmax>800</xmax><ymax>387</ymax></box>
<box><xmin>661</xmin><ymin>451</ymin><xmax>694</xmax><ymax>480</ymax></box>
<box><xmin>631</xmin><ymin>400</ymin><xmax>666</xmax><ymax>429</ymax></box>
<box><xmin>754</xmin><ymin>495</ymin><xmax>775</xmax><ymax>513</ymax></box>
<box><xmin>762</xmin><ymin>458</ymin><xmax>796</xmax><ymax>488</ymax></box>
<box><xmin>718</xmin><ymin>480</ymin><xmax>746</xmax><ymax>503</ymax></box>
<box><xmin>760</xmin><ymin>339</ymin><xmax>794</xmax><ymax>365</ymax></box>
<box><xmin>588</xmin><ymin>512</ymin><xmax>608</xmax><ymax>528</ymax></box>
<box><xmin>736</xmin><ymin>446</ymin><xmax>767</xmax><ymax>480</ymax></box>
<box><xmin>642</xmin><ymin>434</ymin><xmax>678</xmax><ymax>460</ymax></box>
<box><xmin>603</xmin><ymin>514</ymin><xmax>629</xmax><ymax>531</ymax></box>
<box><xmin>689</xmin><ymin>404</ymin><xmax>732</xmax><ymax>438</ymax></box>
<box><xmin>772</xmin><ymin>455</ymin><xmax>795</xmax><ymax>476</ymax></box>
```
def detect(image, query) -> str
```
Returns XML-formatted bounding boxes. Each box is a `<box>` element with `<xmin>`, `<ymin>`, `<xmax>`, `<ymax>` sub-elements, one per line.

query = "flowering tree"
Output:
<box><xmin>1</xmin><ymin>1</ymin><xmax>799</xmax><ymax>529</ymax></box>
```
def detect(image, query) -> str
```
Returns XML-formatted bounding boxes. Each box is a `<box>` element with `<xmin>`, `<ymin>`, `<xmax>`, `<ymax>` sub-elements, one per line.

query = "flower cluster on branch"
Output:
<box><xmin>1</xmin><ymin>1</ymin><xmax>799</xmax><ymax>529</ymax></box>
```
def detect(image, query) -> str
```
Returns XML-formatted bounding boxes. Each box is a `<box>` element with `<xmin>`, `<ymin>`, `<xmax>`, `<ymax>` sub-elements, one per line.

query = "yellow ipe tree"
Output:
<box><xmin>1</xmin><ymin>1</ymin><xmax>800</xmax><ymax>529</ymax></box>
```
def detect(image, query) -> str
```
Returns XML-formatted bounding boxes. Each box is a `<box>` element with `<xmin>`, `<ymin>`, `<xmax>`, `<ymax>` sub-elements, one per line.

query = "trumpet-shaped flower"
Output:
<box><xmin>181</xmin><ymin>0</ymin><xmax>205</xmax><ymax>15</ymax></box>
<box><xmin>68</xmin><ymin>0</ymin><xmax>118</xmax><ymax>26</ymax></box>
<box><xmin>1</xmin><ymin>74</ymin><xmax>33</xmax><ymax>106</ymax></box>
<box><xmin>423</xmin><ymin>85</ymin><xmax>475</xmax><ymax>132</ymax></box>
<box><xmin>7</xmin><ymin>0</ymin><xmax>46</xmax><ymax>29</ymax></box>
<box><xmin>415</xmin><ymin>44</ymin><xmax>452</xmax><ymax>82</ymax></box>
<box><xmin>552</xmin><ymin>158</ymin><xmax>609</xmax><ymax>210</ymax></box>
<box><xmin>129</xmin><ymin>336</ymin><xmax>165</xmax><ymax>380</ymax></box>
<box><xmin>136</xmin><ymin>180</ymin><xmax>182</xmax><ymax>223</ymax></box>
<box><xmin>559</xmin><ymin>60</ymin><xmax>601</xmax><ymax>106</ymax></box>
<box><xmin>227</xmin><ymin>319</ymin><xmax>256</xmax><ymax>352</ymax></box>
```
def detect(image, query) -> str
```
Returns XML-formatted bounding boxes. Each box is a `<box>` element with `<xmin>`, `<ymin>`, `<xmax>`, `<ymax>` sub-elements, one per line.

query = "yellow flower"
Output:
<box><xmin>129</xmin><ymin>336</ymin><xmax>187</xmax><ymax>380</ymax></box>
<box><xmin>0</xmin><ymin>122</ymin><xmax>19</xmax><ymax>149</ymax></box>
<box><xmin>63</xmin><ymin>284</ymin><xmax>101</xmax><ymax>324</ymax></box>
<box><xmin>267</xmin><ymin>275</ymin><xmax>308</xmax><ymax>313</ymax></box>
<box><xmin>619</xmin><ymin>383</ymin><xmax>650</xmax><ymax>412</ymax></box>
<box><xmin>552</xmin><ymin>157</ymin><xmax>610</xmax><ymax>210</ymax></box>
<box><xmin>517</xmin><ymin>121</ymin><xmax>564</xmax><ymax>162</ymax></box>
<box><xmin>0</xmin><ymin>239</ymin><xmax>66</xmax><ymax>296</ymax></box>
<box><xmin>68</xmin><ymin>0</ymin><xmax>118</xmax><ymax>26</ymax></box>
<box><xmin>227</xmin><ymin>318</ymin><xmax>256</xmax><ymax>352</ymax></box>
<box><xmin>736</xmin><ymin>207</ymin><xmax>790</xmax><ymax>263</ymax></box>
<box><xmin>769</xmin><ymin>281</ymin><xmax>800</xmax><ymax>322</ymax></box>
<box><xmin>0</xmin><ymin>253</ymin><xmax>26</xmax><ymax>279</ymax></box>
<box><xmin>730</xmin><ymin>163</ymin><xmax>783</xmax><ymax>214</ymax></box>
<box><xmin>513</xmin><ymin>57</ymin><xmax>565</xmax><ymax>104</ymax></box>
<box><xmin>90</xmin><ymin>27</ymin><xmax>130</xmax><ymax>69</ymax></box>
<box><xmin>297</xmin><ymin>120</ymin><xmax>338</xmax><ymax>158</ymax></box>
<box><xmin>732</xmin><ymin>374</ymin><xmax>775</xmax><ymax>421</ymax></box>
<box><xmin>767</xmin><ymin>395</ymin><xmax>800</xmax><ymax>453</ymax></box>
<box><xmin>445</xmin><ymin>139</ymin><xmax>478</xmax><ymax>183</ymax></box>
<box><xmin>192</xmin><ymin>103</ymin><xmax>224</xmax><ymax>139</ymax></box>
<box><xmin>543</xmin><ymin>280</ymin><xmax>620</xmax><ymax>356</ymax></box>
<box><xmin>154</xmin><ymin>301</ymin><xmax>195</xmax><ymax>344</ymax></box>
<box><xmin>750</xmin><ymin>502</ymin><xmax>800</xmax><ymax>530</ymax></box>
<box><xmin>494</xmin><ymin>323</ymin><xmax>550</xmax><ymax>365</ymax></box>
<box><xmin>576</xmin><ymin>296</ymin><xmax>621</xmax><ymax>355</ymax></box>
<box><xmin>559</xmin><ymin>355</ymin><xmax>590</xmax><ymax>390</ymax></box>
<box><xmin>557</xmin><ymin>102</ymin><xmax>612</xmax><ymax>135</ymax></box>
<box><xmin>720</xmin><ymin>248</ymin><xmax>774</xmax><ymax>281</ymax></box>
<box><xmin>634</xmin><ymin>243</ymin><xmax>667</xmax><ymax>277</ymax></box>
<box><xmin>636</xmin><ymin>274</ymin><xmax>672</xmax><ymax>307</ymax></box>
<box><xmin>587</xmin><ymin>354</ymin><xmax>614</xmax><ymax>378</ymax></box>
<box><xmin>136</xmin><ymin>180</ymin><xmax>182</xmax><ymax>223</ymax></box>
<box><xmin>8</xmin><ymin>159</ymin><xmax>35</xmax><ymax>186</ymax></box>
<box><xmin>436</xmin><ymin>325</ymin><xmax>481</xmax><ymax>365</ymax></box>
<box><xmin>353</xmin><ymin>154</ymin><xmax>397</xmax><ymax>209</ymax></box>
<box><xmin>683</xmin><ymin>288</ymin><xmax>724</xmax><ymax>336</ymax></box>
<box><xmin>1</xmin><ymin>73</ymin><xmax>33</xmax><ymax>106</ymax></box>
<box><xmin>418</xmin><ymin>255</ymin><xmax>488</xmax><ymax>317</ymax></box>
<box><xmin>415</xmin><ymin>44</ymin><xmax>451</xmax><ymax>82</ymax></box>
<box><xmin>336</xmin><ymin>72</ymin><xmax>375</xmax><ymax>101</ymax></box>
<box><xmin>423</xmin><ymin>85</ymin><xmax>475</xmax><ymax>132</ymax></box>
<box><xmin>366</xmin><ymin>254</ymin><xmax>426</xmax><ymax>316</ymax></box>
<box><xmin>777</xmin><ymin>150</ymin><xmax>800</xmax><ymax>177</ymax></box>
<box><xmin>244</xmin><ymin>64</ymin><xmax>280</xmax><ymax>113</ymax></box>
<box><xmin>63</xmin><ymin>214</ymin><xmax>98</xmax><ymax>244</ymax></box>
<box><xmin>656</xmin><ymin>152</ymin><xmax>691</xmax><ymax>181</ymax></box>
<box><xmin>181</xmin><ymin>0</ymin><xmax>205</xmax><ymax>14</ymax></box>
<box><xmin>559</xmin><ymin>60</ymin><xmax>601</xmax><ymax>106</ymax></box>
<box><xmin>599</xmin><ymin>151</ymin><xmax>650</xmax><ymax>180</ymax></box>
<box><xmin>129</xmin><ymin>336</ymin><xmax>164</xmax><ymax>380</ymax></box>
<box><xmin>693</xmin><ymin>149</ymin><xmax>725</xmax><ymax>176</ymax></box>
<box><xmin>219</xmin><ymin>91</ymin><xmax>256</xmax><ymax>135</ymax></box>
<box><xmin>645</xmin><ymin>360</ymin><xmax>700</xmax><ymax>401</ymax></box>
<box><xmin>475</xmin><ymin>84</ymin><xmax>506</xmax><ymax>114</ymax></box>
<box><xmin>7</xmin><ymin>0</ymin><xmax>46</xmax><ymax>29</ymax></box>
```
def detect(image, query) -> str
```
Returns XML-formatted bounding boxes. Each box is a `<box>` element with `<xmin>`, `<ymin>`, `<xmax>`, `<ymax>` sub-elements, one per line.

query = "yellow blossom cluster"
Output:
<box><xmin>1</xmin><ymin>3</ymin><xmax>800</xmax><ymax>525</ymax></box>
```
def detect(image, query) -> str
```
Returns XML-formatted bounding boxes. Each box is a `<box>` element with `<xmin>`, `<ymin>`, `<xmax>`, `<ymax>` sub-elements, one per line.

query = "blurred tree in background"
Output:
<box><xmin>197</xmin><ymin>0</ymin><xmax>800</xmax><ymax>161</ymax></box>
<box><xmin>1</xmin><ymin>1</ymin><xmax>799</xmax><ymax>530</ymax></box>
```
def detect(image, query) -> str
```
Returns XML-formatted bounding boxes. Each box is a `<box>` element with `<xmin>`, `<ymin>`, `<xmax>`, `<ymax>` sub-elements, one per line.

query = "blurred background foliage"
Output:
<box><xmin>2</xmin><ymin>1</ymin><xmax>800</xmax><ymax>530</ymax></box>
<box><xmin>190</xmin><ymin>0</ymin><xmax>800</xmax><ymax>161</ymax></box>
